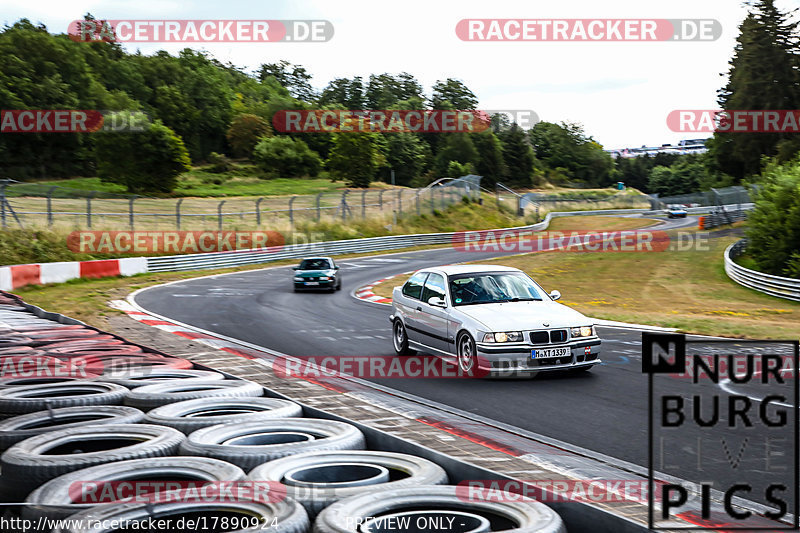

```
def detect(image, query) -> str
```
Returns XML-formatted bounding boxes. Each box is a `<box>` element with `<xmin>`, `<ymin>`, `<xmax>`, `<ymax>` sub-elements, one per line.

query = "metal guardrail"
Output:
<box><xmin>725</xmin><ymin>239</ymin><xmax>800</xmax><ymax>302</ymax></box>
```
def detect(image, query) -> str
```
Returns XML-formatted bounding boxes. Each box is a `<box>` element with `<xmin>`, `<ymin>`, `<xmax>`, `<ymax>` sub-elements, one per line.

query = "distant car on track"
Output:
<box><xmin>389</xmin><ymin>265</ymin><xmax>601</xmax><ymax>377</ymax></box>
<box><xmin>666</xmin><ymin>205</ymin><xmax>688</xmax><ymax>218</ymax></box>
<box><xmin>293</xmin><ymin>257</ymin><xmax>341</xmax><ymax>292</ymax></box>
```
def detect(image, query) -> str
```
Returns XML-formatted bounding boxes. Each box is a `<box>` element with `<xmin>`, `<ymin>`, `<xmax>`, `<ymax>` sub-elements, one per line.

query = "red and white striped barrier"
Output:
<box><xmin>0</xmin><ymin>257</ymin><xmax>147</xmax><ymax>291</ymax></box>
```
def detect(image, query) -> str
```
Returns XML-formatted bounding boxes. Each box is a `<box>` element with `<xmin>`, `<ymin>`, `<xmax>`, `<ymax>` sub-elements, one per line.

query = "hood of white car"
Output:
<box><xmin>456</xmin><ymin>300</ymin><xmax>591</xmax><ymax>331</ymax></box>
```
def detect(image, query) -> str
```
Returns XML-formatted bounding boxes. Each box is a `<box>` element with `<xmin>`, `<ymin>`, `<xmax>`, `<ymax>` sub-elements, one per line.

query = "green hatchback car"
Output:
<box><xmin>293</xmin><ymin>257</ymin><xmax>342</xmax><ymax>292</ymax></box>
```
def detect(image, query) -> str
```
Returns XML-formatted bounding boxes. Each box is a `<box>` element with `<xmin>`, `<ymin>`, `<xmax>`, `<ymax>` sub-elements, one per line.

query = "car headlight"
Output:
<box><xmin>571</xmin><ymin>326</ymin><xmax>595</xmax><ymax>338</ymax></box>
<box><xmin>319</xmin><ymin>276</ymin><xmax>331</xmax><ymax>280</ymax></box>
<box><xmin>482</xmin><ymin>332</ymin><xmax>523</xmax><ymax>343</ymax></box>
<box><xmin>293</xmin><ymin>277</ymin><xmax>303</xmax><ymax>281</ymax></box>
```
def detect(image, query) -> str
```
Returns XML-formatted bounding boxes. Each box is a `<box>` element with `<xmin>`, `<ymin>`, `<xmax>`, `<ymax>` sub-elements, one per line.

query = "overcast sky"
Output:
<box><xmin>3</xmin><ymin>0</ymin><xmax>799</xmax><ymax>148</ymax></box>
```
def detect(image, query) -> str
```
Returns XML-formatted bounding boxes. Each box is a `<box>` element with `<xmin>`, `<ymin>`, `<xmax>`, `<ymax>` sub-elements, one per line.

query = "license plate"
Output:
<box><xmin>532</xmin><ymin>347</ymin><xmax>569</xmax><ymax>359</ymax></box>
<box><xmin>304</xmin><ymin>281</ymin><xmax>319</xmax><ymax>286</ymax></box>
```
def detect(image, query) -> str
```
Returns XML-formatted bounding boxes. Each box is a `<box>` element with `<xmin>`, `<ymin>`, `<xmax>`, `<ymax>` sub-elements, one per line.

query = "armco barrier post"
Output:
<box><xmin>397</xmin><ymin>189</ymin><xmax>402</xmax><ymax>216</ymax></box>
<box><xmin>378</xmin><ymin>189</ymin><xmax>384</xmax><ymax>211</ymax></box>
<box><xmin>175</xmin><ymin>198</ymin><xmax>183</xmax><ymax>230</ymax></box>
<box><xmin>289</xmin><ymin>195</ymin><xmax>297</xmax><ymax>228</ymax></box>
<box><xmin>316</xmin><ymin>192</ymin><xmax>323</xmax><ymax>222</ymax></box>
<box><xmin>46</xmin><ymin>186</ymin><xmax>57</xmax><ymax>226</ymax></box>
<box><xmin>362</xmin><ymin>189</ymin><xmax>367</xmax><ymax>219</ymax></box>
<box><xmin>86</xmin><ymin>191</ymin><xmax>96</xmax><ymax>228</ymax></box>
<box><xmin>217</xmin><ymin>200</ymin><xmax>225</xmax><ymax>230</ymax></box>
<box><xmin>255</xmin><ymin>197</ymin><xmax>265</xmax><ymax>226</ymax></box>
<box><xmin>129</xmin><ymin>196</ymin><xmax>138</xmax><ymax>230</ymax></box>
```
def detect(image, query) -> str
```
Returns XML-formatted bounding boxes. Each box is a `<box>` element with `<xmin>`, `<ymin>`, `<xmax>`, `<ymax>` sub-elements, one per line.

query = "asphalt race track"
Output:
<box><xmin>134</xmin><ymin>215</ymin><xmax>792</xmax><ymax>506</ymax></box>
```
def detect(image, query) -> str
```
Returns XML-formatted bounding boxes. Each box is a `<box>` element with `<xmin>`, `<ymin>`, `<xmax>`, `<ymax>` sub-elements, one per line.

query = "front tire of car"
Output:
<box><xmin>392</xmin><ymin>320</ymin><xmax>414</xmax><ymax>356</ymax></box>
<box><xmin>457</xmin><ymin>332</ymin><xmax>476</xmax><ymax>374</ymax></box>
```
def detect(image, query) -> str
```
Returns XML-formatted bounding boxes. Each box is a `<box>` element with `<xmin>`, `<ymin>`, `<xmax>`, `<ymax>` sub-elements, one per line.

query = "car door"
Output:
<box><xmin>416</xmin><ymin>272</ymin><xmax>450</xmax><ymax>353</ymax></box>
<box><xmin>398</xmin><ymin>272</ymin><xmax>428</xmax><ymax>344</ymax></box>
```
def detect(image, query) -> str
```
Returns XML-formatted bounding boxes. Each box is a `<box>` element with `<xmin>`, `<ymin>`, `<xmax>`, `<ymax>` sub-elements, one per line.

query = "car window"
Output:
<box><xmin>421</xmin><ymin>273</ymin><xmax>446</xmax><ymax>304</ymax></box>
<box><xmin>299</xmin><ymin>259</ymin><xmax>330</xmax><ymax>270</ymax></box>
<box><xmin>402</xmin><ymin>272</ymin><xmax>429</xmax><ymax>300</ymax></box>
<box><xmin>449</xmin><ymin>272</ymin><xmax>546</xmax><ymax>305</ymax></box>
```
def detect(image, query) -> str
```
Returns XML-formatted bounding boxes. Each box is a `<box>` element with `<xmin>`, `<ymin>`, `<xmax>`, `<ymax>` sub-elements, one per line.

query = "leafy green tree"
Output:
<box><xmin>327</xmin><ymin>131</ymin><xmax>382</xmax><ymax>187</ymax></box>
<box><xmin>95</xmin><ymin>119</ymin><xmax>190</xmax><ymax>193</ymax></box>
<box><xmin>746</xmin><ymin>158</ymin><xmax>800</xmax><ymax>276</ymax></box>
<box><xmin>318</xmin><ymin>78</ymin><xmax>364</xmax><ymax>109</ymax></box>
<box><xmin>472</xmin><ymin>131</ymin><xmax>507</xmax><ymax>187</ymax></box>
<box><xmin>499</xmin><ymin>124</ymin><xmax>535</xmax><ymax>187</ymax></box>
<box><xmin>529</xmin><ymin>121</ymin><xmax>615</xmax><ymax>186</ymax></box>
<box><xmin>365</xmin><ymin>73</ymin><xmax>424</xmax><ymax>109</ymax></box>
<box><xmin>258</xmin><ymin>60</ymin><xmax>315</xmax><ymax>102</ymax></box>
<box><xmin>253</xmin><ymin>136</ymin><xmax>322</xmax><ymax>178</ymax></box>
<box><xmin>445</xmin><ymin>160</ymin><xmax>474</xmax><ymax>179</ymax></box>
<box><xmin>378</xmin><ymin>133</ymin><xmax>430</xmax><ymax>186</ymax></box>
<box><xmin>647</xmin><ymin>159</ymin><xmax>703</xmax><ymax>196</ymax></box>
<box><xmin>430</xmin><ymin>79</ymin><xmax>478</xmax><ymax>110</ymax></box>
<box><xmin>0</xmin><ymin>19</ymin><xmax>114</xmax><ymax>178</ymax></box>
<box><xmin>709</xmin><ymin>0</ymin><xmax>800</xmax><ymax>179</ymax></box>
<box><xmin>226</xmin><ymin>114</ymin><xmax>271</xmax><ymax>158</ymax></box>
<box><xmin>433</xmin><ymin>133</ymin><xmax>479</xmax><ymax>177</ymax></box>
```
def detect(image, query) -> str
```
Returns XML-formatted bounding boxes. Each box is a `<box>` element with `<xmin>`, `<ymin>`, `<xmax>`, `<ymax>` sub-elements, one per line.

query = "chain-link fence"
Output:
<box><xmin>653</xmin><ymin>185</ymin><xmax>754</xmax><ymax>209</ymax></box>
<box><xmin>0</xmin><ymin>176</ymin><xmax>482</xmax><ymax>231</ymax></box>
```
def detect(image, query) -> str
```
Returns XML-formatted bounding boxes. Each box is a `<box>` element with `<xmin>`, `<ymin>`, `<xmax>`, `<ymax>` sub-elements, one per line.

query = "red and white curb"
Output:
<box><xmin>0</xmin><ymin>258</ymin><xmax>147</xmax><ymax>291</ymax></box>
<box><xmin>353</xmin><ymin>272</ymin><xmax>415</xmax><ymax>305</ymax></box>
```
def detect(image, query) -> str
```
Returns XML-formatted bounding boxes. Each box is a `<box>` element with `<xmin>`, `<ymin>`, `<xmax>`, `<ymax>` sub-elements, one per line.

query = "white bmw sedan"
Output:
<box><xmin>389</xmin><ymin>265</ymin><xmax>601</xmax><ymax>377</ymax></box>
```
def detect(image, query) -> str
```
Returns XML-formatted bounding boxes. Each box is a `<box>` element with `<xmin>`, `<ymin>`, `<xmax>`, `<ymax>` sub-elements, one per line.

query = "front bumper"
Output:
<box><xmin>476</xmin><ymin>338</ymin><xmax>602</xmax><ymax>376</ymax></box>
<box><xmin>294</xmin><ymin>279</ymin><xmax>335</xmax><ymax>289</ymax></box>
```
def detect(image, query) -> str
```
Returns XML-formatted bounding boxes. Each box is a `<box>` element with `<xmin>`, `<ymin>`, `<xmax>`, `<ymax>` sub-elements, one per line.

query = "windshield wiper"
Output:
<box><xmin>498</xmin><ymin>297</ymin><xmax>540</xmax><ymax>302</ymax></box>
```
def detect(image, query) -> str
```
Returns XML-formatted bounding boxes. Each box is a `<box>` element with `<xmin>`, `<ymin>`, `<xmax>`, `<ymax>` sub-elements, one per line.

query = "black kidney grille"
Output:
<box><xmin>549</xmin><ymin>329</ymin><xmax>568</xmax><ymax>343</ymax></box>
<box><xmin>530</xmin><ymin>331</ymin><xmax>549</xmax><ymax>344</ymax></box>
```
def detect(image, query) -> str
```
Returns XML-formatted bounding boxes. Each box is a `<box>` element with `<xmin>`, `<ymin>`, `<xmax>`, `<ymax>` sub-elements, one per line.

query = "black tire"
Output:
<box><xmin>1</xmin><ymin>424</ymin><xmax>185</xmax><ymax>497</ymax></box>
<box><xmin>145</xmin><ymin>397</ymin><xmax>303</xmax><ymax>434</ymax></box>
<box><xmin>0</xmin><ymin>405</ymin><xmax>144</xmax><ymax>451</ymax></box>
<box><xmin>0</xmin><ymin>381</ymin><xmax>129</xmax><ymax>418</ymax></box>
<box><xmin>180</xmin><ymin>418</ymin><xmax>365</xmax><ymax>471</ymax></box>
<box><xmin>23</xmin><ymin>456</ymin><xmax>246</xmax><ymax>521</ymax></box>
<box><xmin>313</xmin><ymin>485</ymin><xmax>566</xmax><ymax>533</ymax></box>
<box><xmin>101</xmin><ymin>368</ymin><xmax>224</xmax><ymax>389</ymax></box>
<box><xmin>50</xmin><ymin>498</ymin><xmax>309</xmax><ymax>533</ymax></box>
<box><xmin>124</xmin><ymin>379</ymin><xmax>263</xmax><ymax>410</ymax></box>
<box><xmin>391</xmin><ymin>320</ymin><xmax>414</xmax><ymax>356</ymax></box>
<box><xmin>456</xmin><ymin>332</ymin><xmax>477</xmax><ymax>374</ymax></box>
<box><xmin>247</xmin><ymin>450</ymin><xmax>448</xmax><ymax>517</ymax></box>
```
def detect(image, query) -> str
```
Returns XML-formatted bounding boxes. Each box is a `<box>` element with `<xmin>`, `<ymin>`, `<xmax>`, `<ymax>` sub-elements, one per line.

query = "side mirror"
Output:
<box><xmin>292</xmin><ymin>266</ymin><xmax>299</xmax><ymax>270</ymax></box>
<box><xmin>428</xmin><ymin>296</ymin><xmax>447</xmax><ymax>308</ymax></box>
<box><xmin>549</xmin><ymin>290</ymin><xmax>561</xmax><ymax>301</ymax></box>
<box><xmin>334</xmin><ymin>266</ymin><xmax>340</xmax><ymax>270</ymax></box>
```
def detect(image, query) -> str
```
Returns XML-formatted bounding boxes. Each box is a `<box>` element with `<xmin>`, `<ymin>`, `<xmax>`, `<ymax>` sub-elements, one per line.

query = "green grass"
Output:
<box><xmin>9</xmin><ymin>172</ymin><xmax>349</xmax><ymax>199</ymax></box>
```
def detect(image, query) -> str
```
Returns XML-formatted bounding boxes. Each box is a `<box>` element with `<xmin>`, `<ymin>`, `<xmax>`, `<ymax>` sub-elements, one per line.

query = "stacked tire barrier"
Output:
<box><xmin>0</xmin><ymin>290</ymin><xmax>567</xmax><ymax>533</ymax></box>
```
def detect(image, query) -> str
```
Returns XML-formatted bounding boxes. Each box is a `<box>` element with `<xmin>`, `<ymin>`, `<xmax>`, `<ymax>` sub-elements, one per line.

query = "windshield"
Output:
<box><xmin>298</xmin><ymin>259</ymin><xmax>331</xmax><ymax>270</ymax></box>
<box><xmin>449</xmin><ymin>272</ymin><xmax>547</xmax><ymax>306</ymax></box>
